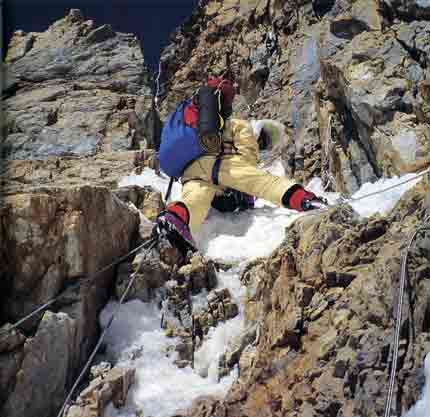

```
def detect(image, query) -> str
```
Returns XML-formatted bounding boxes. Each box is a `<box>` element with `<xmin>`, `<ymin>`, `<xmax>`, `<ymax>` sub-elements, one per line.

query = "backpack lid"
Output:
<box><xmin>207</xmin><ymin>77</ymin><xmax>235</xmax><ymax>107</ymax></box>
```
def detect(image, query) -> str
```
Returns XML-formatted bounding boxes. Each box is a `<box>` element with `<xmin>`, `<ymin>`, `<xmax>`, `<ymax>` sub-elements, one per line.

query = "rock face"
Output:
<box><xmin>182</xmin><ymin>181</ymin><xmax>430</xmax><ymax>417</ymax></box>
<box><xmin>4</xmin><ymin>8</ymin><xmax>155</xmax><ymax>161</ymax></box>
<box><xmin>1</xmin><ymin>10</ymin><xmax>160</xmax><ymax>416</ymax></box>
<box><xmin>0</xmin><ymin>186</ymin><xmax>139</xmax><ymax>417</ymax></box>
<box><xmin>159</xmin><ymin>0</ymin><xmax>430</xmax><ymax>193</ymax></box>
<box><xmin>154</xmin><ymin>3</ymin><xmax>430</xmax><ymax>415</ymax></box>
<box><xmin>0</xmin><ymin>149</ymin><xmax>159</xmax><ymax>195</ymax></box>
<box><xmin>3</xmin><ymin>3</ymin><xmax>430</xmax><ymax>417</ymax></box>
<box><xmin>65</xmin><ymin>363</ymin><xmax>135</xmax><ymax>417</ymax></box>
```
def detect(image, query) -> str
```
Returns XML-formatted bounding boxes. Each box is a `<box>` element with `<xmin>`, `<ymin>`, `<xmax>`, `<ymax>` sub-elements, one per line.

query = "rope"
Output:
<box><xmin>2</xmin><ymin>167</ymin><xmax>428</xmax><ymax>339</ymax></box>
<box><xmin>348</xmin><ymin>169</ymin><xmax>429</xmax><ymax>204</ymax></box>
<box><xmin>300</xmin><ymin>167</ymin><xmax>430</xmax><ymax>217</ymax></box>
<box><xmin>154</xmin><ymin>61</ymin><xmax>162</xmax><ymax>111</ymax></box>
<box><xmin>0</xmin><ymin>238</ymin><xmax>157</xmax><ymax>337</ymax></box>
<box><xmin>57</xmin><ymin>238</ymin><xmax>158</xmax><ymax>417</ymax></box>
<box><xmin>383</xmin><ymin>218</ymin><xmax>430</xmax><ymax>417</ymax></box>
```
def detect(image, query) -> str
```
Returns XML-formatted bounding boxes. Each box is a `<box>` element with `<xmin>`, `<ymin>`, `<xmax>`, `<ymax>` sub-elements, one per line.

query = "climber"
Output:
<box><xmin>153</xmin><ymin>76</ymin><xmax>326</xmax><ymax>256</ymax></box>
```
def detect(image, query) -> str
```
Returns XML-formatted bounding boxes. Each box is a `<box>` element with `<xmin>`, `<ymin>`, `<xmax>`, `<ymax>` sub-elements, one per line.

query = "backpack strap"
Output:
<box><xmin>165</xmin><ymin>177</ymin><xmax>175</xmax><ymax>202</ymax></box>
<box><xmin>211</xmin><ymin>157</ymin><xmax>222</xmax><ymax>186</ymax></box>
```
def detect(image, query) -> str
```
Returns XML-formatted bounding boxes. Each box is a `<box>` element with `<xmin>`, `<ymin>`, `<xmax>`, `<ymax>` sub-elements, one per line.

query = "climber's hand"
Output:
<box><xmin>301</xmin><ymin>196</ymin><xmax>329</xmax><ymax>211</ymax></box>
<box><xmin>288</xmin><ymin>186</ymin><xmax>328</xmax><ymax>212</ymax></box>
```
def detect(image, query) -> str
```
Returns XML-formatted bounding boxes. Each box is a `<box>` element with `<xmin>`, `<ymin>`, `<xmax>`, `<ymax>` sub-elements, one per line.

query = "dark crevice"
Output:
<box><xmin>116</xmin><ymin>97</ymin><xmax>128</xmax><ymax>111</ymax></box>
<box><xmin>330</xmin><ymin>18</ymin><xmax>369</xmax><ymax>39</ymax></box>
<box><xmin>313</xmin><ymin>0</ymin><xmax>336</xmax><ymax>19</ymax></box>
<box><xmin>46</xmin><ymin>108</ymin><xmax>58</xmax><ymax>126</ymax></box>
<box><xmin>422</xmin><ymin>302</ymin><xmax>430</xmax><ymax>332</ymax></box>
<box><xmin>378</xmin><ymin>0</ymin><xmax>395</xmax><ymax>28</ymax></box>
<box><xmin>337</xmin><ymin>103</ymin><xmax>380</xmax><ymax>186</ymax></box>
<box><xmin>349</xmin><ymin>122</ymin><xmax>381</xmax><ymax>180</ymax></box>
<box><xmin>2</xmin><ymin>81</ymin><xmax>21</xmax><ymax>100</ymax></box>
<box><xmin>394</xmin><ymin>32</ymin><xmax>428</xmax><ymax>70</ymax></box>
<box><xmin>250</xmin><ymin>67</ymin><xmax>270</xmax><ymax>91</ymax></box>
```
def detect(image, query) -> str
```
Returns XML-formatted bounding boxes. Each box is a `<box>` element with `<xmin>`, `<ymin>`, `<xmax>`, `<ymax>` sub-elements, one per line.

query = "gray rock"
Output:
<box><xmin>1</xmin><ymin>311</ymin><xmax>76</xmax><ymax>417</ymax></box>
<box><xmin>383</xmin><ymin>0</ymin><xmax>430</xmax><ymax>20</ymax></box>
<box><xmin>0</xmin><ymin>350</ymin><xmax>24</xmax><ymax>405</ymax></box>
<box><xmin>65</xmin><ymin>366</ymin><xmax>135</xmax><ymax>417</ymax></box>
<box><xmin>4</xmin><ymin>9</ymin><xmax>153</xmax><ymax>161</ymax></box>
<box><xmin>0</xmin><ymin>325</ymin><xmax>26</xmax><ymax>353</ymax></box>
<box><xmin>0</xmin><ymin>185</ymin><xmax>138</xmax><ymax>416</ymax></box>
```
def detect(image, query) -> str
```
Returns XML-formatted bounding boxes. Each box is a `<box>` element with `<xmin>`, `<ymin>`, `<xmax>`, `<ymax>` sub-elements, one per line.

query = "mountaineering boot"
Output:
<box><xmin>152</xmin><ymin>202</ymin><xmax>197</xmax><ymax>257</ymax></box>
<box><xmin>282</xmin><ymin>185</ymin><xmax>328</xmax><ymax>212</ymax></box>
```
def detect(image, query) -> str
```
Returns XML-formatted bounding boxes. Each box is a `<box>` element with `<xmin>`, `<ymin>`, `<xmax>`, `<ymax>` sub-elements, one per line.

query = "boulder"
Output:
<box><xmin>0</xmin><ymin>185</ymin><xmax>138</xmax><ymax>416</ymax></box>
<box><xmin>0</xmin><ymin>150</ymin><xmax>156</xmax><ymax>195</ymax></box>
<box><xmin>1</xmin><ymin>311</ymin><xmax>76</xmax><ymax>417</ymax></box>
<box><xmin>65</xmin><ymin>365</ymin><xmax>135</xmax><ymax>417</ymax></box>
<box><xmin>113</xmin><ymin>184</ymin><xmax>164</xmax><ymax>221</ymax></box>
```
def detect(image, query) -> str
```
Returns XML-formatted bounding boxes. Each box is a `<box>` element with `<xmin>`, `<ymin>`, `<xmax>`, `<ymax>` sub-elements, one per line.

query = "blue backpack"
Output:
<box><xmin>159</xmin><ymin>100</ymin><xmax>204</xmax><ymax>179</ymax></box>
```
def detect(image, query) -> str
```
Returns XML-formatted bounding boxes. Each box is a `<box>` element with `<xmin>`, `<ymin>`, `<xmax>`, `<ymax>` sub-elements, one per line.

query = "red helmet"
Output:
<box><xmin>207</xmin><ymin>77</ymin><xmax>235</xmax><ymax>107</ymax></box>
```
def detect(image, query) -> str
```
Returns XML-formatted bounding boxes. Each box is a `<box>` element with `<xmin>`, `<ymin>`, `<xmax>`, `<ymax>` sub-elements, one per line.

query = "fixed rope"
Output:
<box><xmin>57</xmin><ymin>238</ymin><xmax>158</xmax><ymax>417</ymax></box>
<box><xmin>303</xmin><ymin>167</ymin><xmax>430</xmax><ymax>216</ymax></box>
<box><xmin>154</xmin><ymin>61</ymin><xmax>162</xmax><ymax>111</ymax></box>
<box><xmin>0</xmin><ymin>166</ymin><xmax>428</xmax><ymax>416</ymax></box>
<box><xmin>2</xmin><ymin>167</ymin><xmax>429</xmax><ymax>338</ymax></box>
<box><xmin>383</xmin><ymin>218</ymin><xmax>430</xmax><ymax>417</ymax></box>
<box><xmin>0</xmin><ymin>238</ymin><xmax>157</xmax><ymax>337</ymax></box>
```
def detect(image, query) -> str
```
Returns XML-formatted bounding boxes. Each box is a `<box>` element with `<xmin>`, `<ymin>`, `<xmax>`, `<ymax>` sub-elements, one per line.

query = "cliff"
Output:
<box><xmin>1</xmin><ymin>2</ymin><xmax>430</xmax><ymax>417</ymax></box>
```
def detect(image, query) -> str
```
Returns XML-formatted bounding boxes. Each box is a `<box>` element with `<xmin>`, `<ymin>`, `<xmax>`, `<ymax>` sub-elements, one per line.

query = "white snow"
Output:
<box><xmin>100</xmin><ymin>297</ymin><xmax>240</xmax><ymax>417</ymax></box>
<box><xmin>102</xmin><ymin>165</ymin><xmax>425</xmax><ymax>417</ymax></box>
<box><xmin>306</xmin><ymin>174</ymin><xmax>422</xmax><ymax>218</ymax></box>
<box><xmin>403</xmin><ymin>353</ymin><xmax>430</xmax><ymax>417</ymax></box>
<box><xmin>194</xmin><ymin>206</ymin><xmax>298</xmax><ymax>261</ymax></box>
<box><xmin>119</xmin><ymin>169</ymin><xmax>182</xmax><ymax>201</ymax></box>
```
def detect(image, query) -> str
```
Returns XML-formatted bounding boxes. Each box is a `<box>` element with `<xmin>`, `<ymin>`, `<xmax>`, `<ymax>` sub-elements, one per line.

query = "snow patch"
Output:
<box><xmin>306</xmin><ymin>174</ymin><xmax>421</xmax><ymax>218</ymax></box>
<box><xmin>99</xmin><ymin>297</ymin><xmax>240</xmax><ymax>417</ymax></box>
<box><xmin>102</xmin><ymin>167</ymin><xmax>424</xmax><ymax>417</ymax></box>
<box><xmin>403</xmin><ymin>353</ymin><xmax>430</xmax><ymax>417</ymax></box>
<box><xmin>119</xmin><ymin>169</ymin><xmax>182</xmax><ymax>201</ymax></box>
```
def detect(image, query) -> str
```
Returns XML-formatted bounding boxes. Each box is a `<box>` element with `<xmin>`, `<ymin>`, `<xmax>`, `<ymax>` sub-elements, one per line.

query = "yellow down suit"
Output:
<box><xmin>178</xmin><ymin>119</ymin><xmax>297</xmax><ymax>234</ymax></box>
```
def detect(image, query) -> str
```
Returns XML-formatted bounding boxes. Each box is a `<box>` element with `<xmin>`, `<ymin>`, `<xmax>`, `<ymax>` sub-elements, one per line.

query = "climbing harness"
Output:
<box><xmin>57</xmin><ymin>238</ymin><xmax>158</xmax><ymax>417</ymax></box>
<box><xmin>383</xmin><ymin>217</ymin><xmax>430</xmax><ymax>417</ymax></box>
<box><xmin>0</xmin><ymin>238</ymin><xmax>157</xmax><ymax>338</ymax></box>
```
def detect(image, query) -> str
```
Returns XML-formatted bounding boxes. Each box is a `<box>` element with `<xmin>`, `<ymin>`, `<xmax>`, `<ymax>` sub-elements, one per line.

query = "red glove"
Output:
<box><xmin>286</xmin><ymin>186</ymin><xmax>317</xmax><ymax>212</ymax></box>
